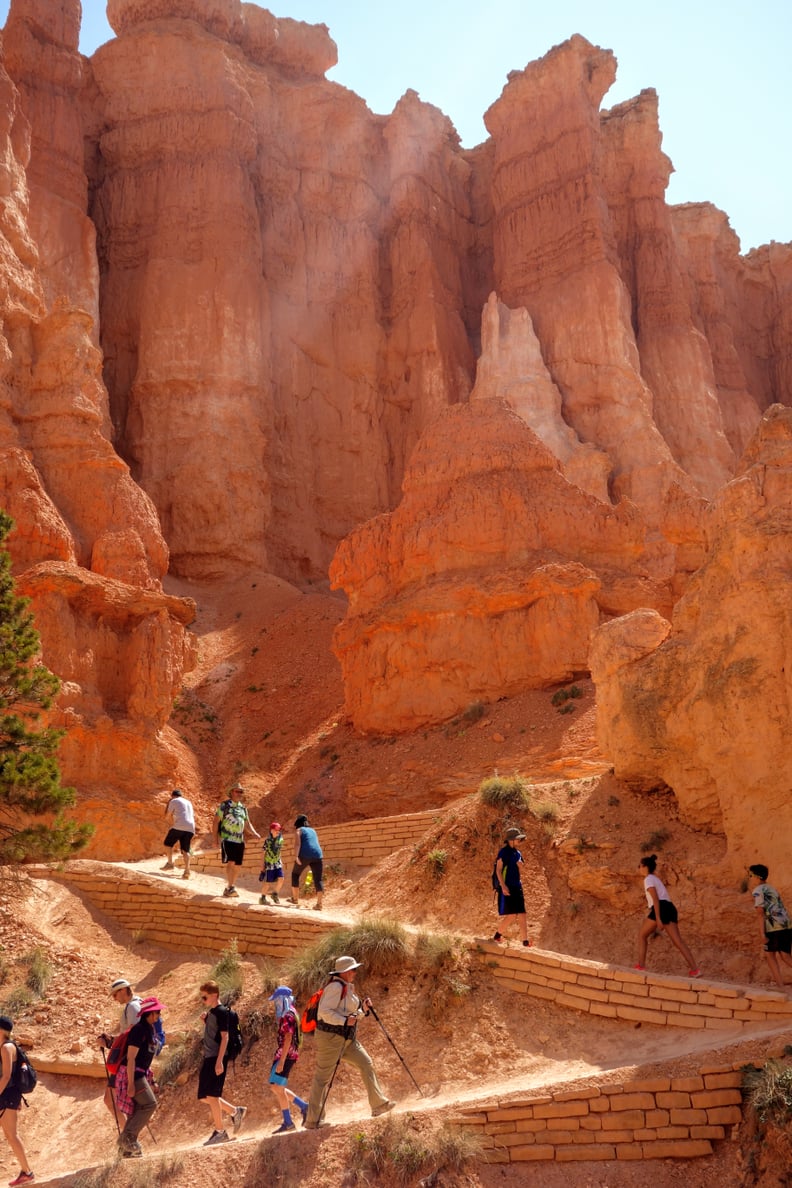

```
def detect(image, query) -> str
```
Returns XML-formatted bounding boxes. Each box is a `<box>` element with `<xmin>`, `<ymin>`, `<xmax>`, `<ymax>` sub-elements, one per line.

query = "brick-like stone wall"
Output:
<box><xmin>477</xmin><ymin>941</ymin><xmax>792</xmax><ymax>1029</ymax></box>
<box><xmin>36</xmin><ymin>864</ymin><xmax>335</xmax><ymax>958</ymax></box>
<box><xmin>453</xmin><ymin>1067</ymin><xmax>746</xmax><ymax>1162</ymax></box>
<box><xmin>191</xmin><ymin>808</ymin><xmax>443</xmax><ymax>874</ymax></box>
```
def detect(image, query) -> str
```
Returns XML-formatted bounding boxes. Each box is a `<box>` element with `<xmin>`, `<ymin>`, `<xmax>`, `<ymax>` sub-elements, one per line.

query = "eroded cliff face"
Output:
<box><xmin>1</xmin><ymin>2</ymin><xmax>792</xmax><ymax>845</ymax></box>
<box><xmin>589</xmin><ymin>405</ymin><xmax>792</xmax><ymax>879</ymax></box>
<box><xmin>0</xmin><ymin>0</ymin><xmax>197</xmax><ymax>851</ymax></box>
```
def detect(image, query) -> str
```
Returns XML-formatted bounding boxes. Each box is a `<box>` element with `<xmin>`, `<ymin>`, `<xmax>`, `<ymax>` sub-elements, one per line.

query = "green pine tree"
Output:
<box><xmin>0</xmin><ymin>510</ymin><xmax>93</xmax><ymax>862</ymax></box>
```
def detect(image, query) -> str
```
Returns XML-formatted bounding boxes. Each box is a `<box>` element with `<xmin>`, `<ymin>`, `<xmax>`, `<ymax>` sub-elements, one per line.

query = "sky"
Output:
<box><xmin>1</xmin><ymin>0</ymin><xmax>789</xmax><ymax>251</ymax></box>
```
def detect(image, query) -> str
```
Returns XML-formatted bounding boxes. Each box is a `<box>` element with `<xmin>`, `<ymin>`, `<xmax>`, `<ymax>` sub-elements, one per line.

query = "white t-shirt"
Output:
<box><xmin>120</xmin><ymin>995</ymin><xmax>142</xmax><ymax>1030</ymax></box>
<box><xmin>166</xmin><ymin>795</ymin><xmax>195</xmax><ymax>832</ymax></box>
<box><xmin>643</xmin><ymin>873</ymin><xmax>671</xmax><ymax>909</ymax></box>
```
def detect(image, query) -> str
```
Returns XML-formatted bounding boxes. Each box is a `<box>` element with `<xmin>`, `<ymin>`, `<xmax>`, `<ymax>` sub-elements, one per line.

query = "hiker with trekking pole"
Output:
<box><xmin>303</xmin><ymin>955</ymin><xmax>397</xmax><ymax>1129</ymax></box>
<box><xmin>97</xmin><ymin>977</ymin><xmax>141</xmax><ymax>1121</ymax></box>
<box><xmin>115</xmin><ymin>995</ymin><xmax>166</xmax><ymax>1158</ymax></box>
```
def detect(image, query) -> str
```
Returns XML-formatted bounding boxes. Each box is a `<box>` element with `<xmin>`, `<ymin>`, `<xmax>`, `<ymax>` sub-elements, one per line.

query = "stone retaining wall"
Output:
<box><xmin>37</xmin><ymin>864</ymin><xmax>335</xmax><ymax>958</ymax></box>
<box><xmin>191</xmin><ymin>808</ymin><xmax>443</xmax><ymax>874</ymax></box>
<box><xmin>477</xmin><ymin>941</ymin><xmax>792</xmax><ymax>1029</ymax></box>
<box><xmin>454</xmin><ymin>1066</ymin><xmax>746</xmax><ymax>1163</ymax></box>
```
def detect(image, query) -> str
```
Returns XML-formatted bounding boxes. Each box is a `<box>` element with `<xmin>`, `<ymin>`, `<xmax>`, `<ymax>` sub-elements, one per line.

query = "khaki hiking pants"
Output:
<box><xmin>306</xmin><ymin>1028</ymin><xmax>388</xmax><ymax>1126</ymax></box>
<box><xmin>121</xmin><ymin>1076</ymin><xmax>157</xmax><ymax>1145</ymax></box>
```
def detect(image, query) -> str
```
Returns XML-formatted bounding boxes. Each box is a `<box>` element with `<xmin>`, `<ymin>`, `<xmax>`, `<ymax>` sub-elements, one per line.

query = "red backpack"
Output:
<box><xmin>300</xmin><ymin>977</ymin><xmax>347</xmax><ymax>1034</ymax></box>
<box><xmin>106</xmin><ymin>1029</ymin><xmax>131</xmax><ymax>1076</ymax></box>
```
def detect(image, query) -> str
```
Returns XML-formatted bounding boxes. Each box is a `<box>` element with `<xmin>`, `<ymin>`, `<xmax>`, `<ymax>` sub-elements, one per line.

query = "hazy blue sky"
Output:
<box><xmin>1</xmin><ymin>0</ymin><xmax>788</xmax><ymax>251</ymax></box>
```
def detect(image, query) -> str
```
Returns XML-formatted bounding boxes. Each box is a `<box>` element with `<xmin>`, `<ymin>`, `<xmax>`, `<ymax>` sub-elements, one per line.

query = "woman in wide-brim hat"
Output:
<box><xmin>0</xmin><ymin>1014</ymin><xmax>35</xmax><ymax>1185</ymax></box>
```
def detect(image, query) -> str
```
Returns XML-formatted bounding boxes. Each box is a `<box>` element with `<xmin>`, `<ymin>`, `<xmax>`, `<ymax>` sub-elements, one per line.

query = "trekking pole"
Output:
<box><xmin>366</xmin><ymin>1006</ymin><xmax>423</xmax><ymax>1096</ymax></box>
<box><xmin>100</xmin><ymin>1047</ymin><xmax>122</xmax><ymax>1136</ymax></box>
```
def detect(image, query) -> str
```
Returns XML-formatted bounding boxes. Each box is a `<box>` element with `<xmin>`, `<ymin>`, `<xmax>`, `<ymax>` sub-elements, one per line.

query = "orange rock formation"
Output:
<box><xmin>590</xmin><ymin>405</ymin><xmax>792</xmax><ymax>879</ymax></box>
<box><xmin>1</xmin><ymin>2</ymin><xmax>791</xmax><ymax>852</ymax></box>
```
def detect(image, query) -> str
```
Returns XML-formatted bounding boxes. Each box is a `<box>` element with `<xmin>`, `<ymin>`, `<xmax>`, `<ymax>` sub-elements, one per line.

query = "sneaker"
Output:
<box><xmin>304</xmin><ymin>1121</ymin><xmax>331</xmax><ymax>1130</ymax></box>
<box><xmin>689</xmin><ymin>969</ymin><xmax>702</xmax><ymax>978</ymax></box>
<box><xmin>633</xmin><ymin>963</ymin><xmax>646</xmax><ymax>971</ymax></box>
<box><xmin>313</xmin><ymin>903</ymin><xmax>323</xmax><ymax>911</ymax></box>
<box><xmin>372</xmin><ymin>1100</ymin><xmax>395</xmax><ymax>1118</ymax></box>
<box><xmin>522</xmin><ymin>939</ymin><xmax>532</xmax><ymax>947</ymax></box>
<box><xmin>161</xmin><ymin>862</ymin><xmax>175</xmax><ymax>870</ymax></box>
<box><xmin>203</xmin><ymin>1130</ymin><xmax>231</xmax><ymax>1146</ymax></box>
<box><xmin>182</xmin><ymin>871</ymin><xmax>191</xmax><ymax>880</ymax></box>
<box><xmin>232</xmin><ymin>1105</ymin><xmax>247</xmax><ymax>1134</ymax></box>
<box><xmin>9</xmin><ymin>1174</ymin><xmax>35</xmax><ymax>1186</ymax></box>
<box><xmin>259</xmin><ymin>894</ymin><xmax>270</xmax><ymax>904</ymax></box>
<box><xmin>299</xmin><ymin>1105</ymin><xmax>308</xmax><ymax>1127</ymax></box>
<box><xmin>271</xmin><ymin>892</ymin><xmax>281</xmax><ymax>904</ymax></box>
<box><xmin>272</xmin><ymin>1121</ymin><xmax>296</xmax><ymax>1134</ymax></box>
<box><xmin>288</xmin><ymin>897</ymin><xmax>299</xmax><ymax>905</ymax></box>
<box><xmin>223</xmin><ymin>887</ymin><xmax>239</xmax><ymax>898</ymax></box>
<box><xmin>493</xmin><ymin>932</ymin><xmax>504</xmax><ymax>943</ymax></box>
<box><xmin>119</xmin><ymin>1142</ymin><xmax>143</xmax><ymax>1159</ymax></box>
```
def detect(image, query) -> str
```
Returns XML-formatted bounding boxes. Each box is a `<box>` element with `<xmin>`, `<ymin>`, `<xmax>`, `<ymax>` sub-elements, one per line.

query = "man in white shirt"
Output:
<box><xmin>98</xmin><ymin>977</ymin><xmax>142</xmax><ymax>1119</ymax></box>
<box><xmin>162</xmin><ymin>789</ymin><xmax>196</xmax><ymax>879</ymax></box>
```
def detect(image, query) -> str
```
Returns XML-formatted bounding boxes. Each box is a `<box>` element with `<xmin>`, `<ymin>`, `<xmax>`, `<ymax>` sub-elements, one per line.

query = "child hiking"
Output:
<box><xmin>493</xmin><ymin>827</ymin><xmax>531</xmax><ymax>946</ymax></box>
<box><xmin>267</xmin><ymin>986</ymin><xmax>308</xmax><ymax>1133</ymax></box>
<box><xmin>635</xmin><ymin>854</ymin><xmax>700</xmax><ymax>978</ymax></box>
<box><xmin>747</xmin><ymin>863</ymin><xmax>792</xmax><ymax>986</ymax></box>
<box><xmin>259</xmin><ymin>822</ymin><xmax>285</xmax><ymax>905</ymax></box>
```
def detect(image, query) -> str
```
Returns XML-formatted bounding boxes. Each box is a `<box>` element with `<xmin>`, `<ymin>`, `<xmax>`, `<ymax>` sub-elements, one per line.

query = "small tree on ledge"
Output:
<box><xmin>0</xmin><ymin>510</ymin><xmax>93</xmax><ymax>862</ymax></box>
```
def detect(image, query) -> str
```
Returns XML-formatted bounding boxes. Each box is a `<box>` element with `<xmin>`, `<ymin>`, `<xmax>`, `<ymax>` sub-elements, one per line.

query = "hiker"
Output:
<box><xmin>493</xmin><ymin>827</ymin><xmax>531</xmax><ymax>946</ymax></box>
<box><xmin>116</xmin><ymin>995</ymin><xmax>165</xmax><ymax>1159</ymax></box>
<box><xmin>215</xmin><ymin>782</ymin><xmax>260</xmax><ymax>897</ymax></box>
<box><xmin>747</xmin><ymin>863</ymin><xmax>792</xmax><ymax>986</ymax></box>
<box><xmin>635</xmin><ymin>854</ymin><xmax>700</xmax><ymax>978</ymax></box>
<box><xmin>0</xmin><ymin>1015</ymin><xmax>34</xmax><ymax>1187</ymax></box>
<box><xmin>267</xmin><ymin>986</ymin><xmax>309</xmax><ymax>1133</ymax></box>
<box><xmin>304</xmin><ymin>956</ymin><xmax>394</xmax><ymax>1129</ymax></box>
<box><xmin>259</xmin><ymin>821</ymin><xmax>285</xmax><ymax>905</ymax></box>
<box><xmin>290</xmin><ymin>814</ymin><xmax>324</xmax><ymax>910</ymax></box>
<box><xmin>98</xmin><ymin>977</ymin><xmax>142</xmax><ymax>1118</ymax></box>
<box><xmin>198</xmin><ymin>980</ymin><xmax>247</xmax><ymax>1145</ymax></box>
<box><xmin>162</xmin><ymin>788</ymin><xmax>196</xmax><ymax>879</ymax></box>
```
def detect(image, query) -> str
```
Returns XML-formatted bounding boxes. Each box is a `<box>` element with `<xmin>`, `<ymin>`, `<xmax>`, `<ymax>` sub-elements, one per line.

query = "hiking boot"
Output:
<box><xmin>232</xmin><ymin>1105</ymin><xmax>247</xmax><ymax>1134</ymax></box>
<box><xmin>313</xmin><ymin>902</ymin><xmax>323</xmax><ymax>911</ymax></box>
<box><xmin>493</xmin><ymin>932</ymin><xmax>504</xmax><ymax>944</ymax></box>
<box><xmin>299</xmin><ymin>1105</ymin><xmax>308</xmax><ymax>1127</ymax></box>
<box><xmin>161</xmin><ymin>862</ymin><xmax>175</xmax><ymax>870</ymax></box>
<box><xmin>8</xmin><ymin>1173</ymin><xmax>35</xmax><ymax>1186</ymax></box>
<box><xmin>272</xmin><ymin>1121</ymin><xmax>296</xmax><ymax>1134</ymax></box>
<box><xmin>203</xmin><ymin>1130</ymin><xmax>231</xmax><ymax>1146</ymax></box>
<box><xmin>271</xmin><ymin>892</ymin><xmax>281</xmax><ymax>904</ymax></box>
<box><xmin>223</xmin><ymin>886</ymin><xmax>239</xmax><ymax>898</ymax></box>
<box><xmin>119</xmin><ymin>1140</ymin><xmax>143</xmax><ymax>1159</ymax></box>
<box><xmin>688</xmin><ymin>969</ymin><xmax>702</xmax><ymax>978</ymax></box>
<box><xmin>182</xmin><ymin>871</ymin><xmax>191</xmax><ymax>880</ymax></box>
<box><xmin>288</xmin><ymin>896</ymin><xmax>299</xmax><ymax>905</ymax></box>
<box><xmin>259</xmin><ymin>893</ymin><xmax>270</xmax><ymax>904</ymax></box>
<box><xmin>304</xmin><ymin>1121</ymin><xmax>331</xmax><ymax>1130</ymax></box>
<box><xmin>372</xmin><ymin>1100</ymin><xmax>395</xmax><ymax>1117</ymax></box>
<box><xmin>522</xmin><ymin>939</ymin><xmax>532</xmax><ymax>947</ymax></box>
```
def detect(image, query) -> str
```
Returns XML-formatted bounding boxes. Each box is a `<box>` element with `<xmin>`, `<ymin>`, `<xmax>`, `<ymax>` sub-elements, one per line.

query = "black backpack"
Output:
<box><xmin>14</xmin><ymin>1043</ymin><xmax>37</xmax><ymax>1098</ymax></box>
<box><xmin>223</xmin><ymin>1006</ymin><xmax>243</xmax><ymax>1061</ymax></box>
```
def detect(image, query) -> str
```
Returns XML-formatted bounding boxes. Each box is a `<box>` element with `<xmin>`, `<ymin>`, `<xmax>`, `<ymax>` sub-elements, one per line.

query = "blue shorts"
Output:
<box><xmin>269</xmin><ymin>1058</ymin><xmax>296</xmax><ymax>1086</ymax></box>
<box><xmin>265</xmin><ymin>867</ymin><xmax>284</xmax><ymax>883</ymax></box>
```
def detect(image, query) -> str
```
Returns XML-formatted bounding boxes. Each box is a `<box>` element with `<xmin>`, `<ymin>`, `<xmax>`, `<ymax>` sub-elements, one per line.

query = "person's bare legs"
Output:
<box><xmin>204</xmin><ymin>1095</ymin><xmax>236</xmax><ymax>1132</ymax></box>
<box><xmin>637</xmin><ymin>918</ymin><xmax>658</xmax><ymax>966</ymax></box>
<box><xmin>182</xmin><ymin>848</ymin><xmax>191</xmax><ymax>879</ymax></box>
<box><xmin>1</xmin><ymin>1109</ymin><xmax>32</xmax><ymax>1174</ymax></box>
<box><xmin>162</xmin><ymin>845</ymin><xmax>176</xmax><ymax>870</ymax></box>
<box><xmin>664</xmin><ymin>922</ymin><xmax>697</xmax><ymax>970</ymax></box>
<box><xmin>764</xmin><ymin>950</ymin><xmax>785</xmax><ymax>987</ymax></box>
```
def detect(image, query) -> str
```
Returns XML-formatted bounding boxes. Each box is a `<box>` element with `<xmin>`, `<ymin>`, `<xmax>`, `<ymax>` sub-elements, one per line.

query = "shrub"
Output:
<box><xmin>551</xmin><ymin>689</ymin><xmax>569</xmax><ymax>706</ymax></box>
<box><xmin>426</xmin><ymin>848</ymin><xmax>448</xmax><ymax>879</ymax></box>
<box><xmin>478</xmin><ymin>774</ymin><xmax>530</xmax><ymax>810</ymax></box>
<box><xmin>558</xmin><ymin>702</ymin><xmax>575</xmax><ymax>715</ymax></box>
<box><xmin>348</xmin><ymin>1116</ymin><xmax>482</xmax><ymax>1184</ymax></box>
<box><xmin>0</xmin><ymin>986</ymin><xmax>33</xmax><ymax>1015</ymax></box>
<box><xmin>157</xmin><ymin>1034</ymin><xmax>203</xmax><ymax>1087</ymax></box>
<box><xmin>415</xmin><ymin>931</ymin><xmax>459</xmax><ymax>971</ymax></box>
<box><xmin>531</xmin><ymin>801</ymin><xmax>557</xmax><ymax>823</ymax></box>
<box><xmin>286</xmin><ymin>919</ymin><xmax>408</xmax><ymax>999</ymax></box>
<box><xmin>24</xmin><ymin>946</ymin><xmax>53</xmax><ymax>997</ymax></box>
<box><xmin>257</xmin><ymin>957</ymin><xmax>282</xmax><ymax>996</ymax></box>
<box><xmin>743</xmin><ymin>1059</ymin><xmax>792</xmax><ymax>1124</ymax></box>
<box><xmin>461</xmin><ymin>701</ymin><xmax>486</xmax><ymax>724</ymax></box>
<box><xmin>640</xmin><ymin>828</ymin><xmax>671</xmax><ymax>853</ymax></box>
<box><xmin>210</xmin><ymin>939</ymin><xmax>243</xmax><ymax>1001</ymax></box>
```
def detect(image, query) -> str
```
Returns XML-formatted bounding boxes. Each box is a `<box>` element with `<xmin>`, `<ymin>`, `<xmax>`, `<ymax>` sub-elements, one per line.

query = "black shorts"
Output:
<box><xmin>164</xmin><ymin>828</ymin><xmax>194</xmax><ymax>853</ymax></box>
<box><xmin>0</xmin><ymin>1085</ymin><xmax>22</xmax><ymax>1111</ymax></box>
<box><xmin>766</xmin><ymin>928</ymin><xmax>792</xmax><ymax>954</ymax></box>
<box><xmin>648</xmin><ymin>900</ymin><xmax>678</xmax><ymax>925</ymax></box>
<box><xmin>221</xmin><ymin>840</ymin><xmax>245</xmax><ymax>866</ymax></box>
<box><xmin>498</xmin><ymin>885</ymin><xmax>526</xmax><ymax>916</ymax></box>
<box><xmin>292</xmin><ymin>857</ymin><xmax>323</xmax><ymax>892</ymax></box>
<box><xmin>197</xmin><ymin>1055</ymin><xmax>228</xmax><ymax>1100</ymax></box>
